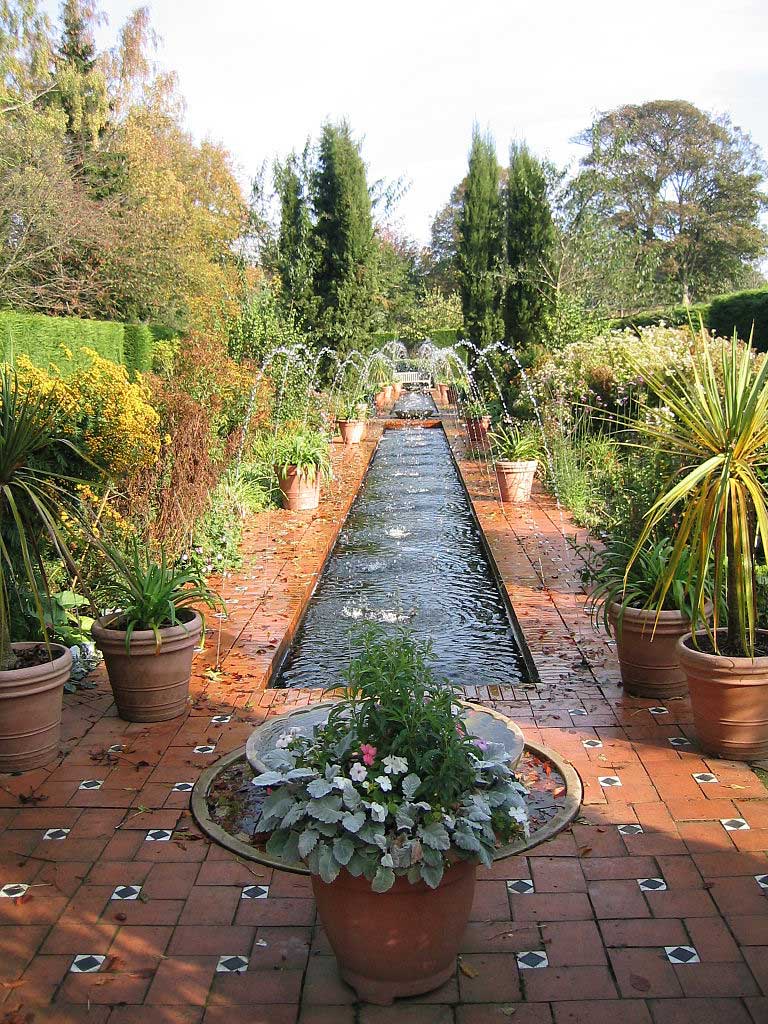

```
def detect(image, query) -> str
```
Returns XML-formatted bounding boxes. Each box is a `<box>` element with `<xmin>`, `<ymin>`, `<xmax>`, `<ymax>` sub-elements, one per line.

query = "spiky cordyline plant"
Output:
<box><xmin>625</xmin><ymin>329</ymin><xmax>768</xmax><ymax>658</ymax></box>
<box><xmin>0</xmin><ymin>367</ymin><xmax>86</xmax><ymax>670</ymax></box>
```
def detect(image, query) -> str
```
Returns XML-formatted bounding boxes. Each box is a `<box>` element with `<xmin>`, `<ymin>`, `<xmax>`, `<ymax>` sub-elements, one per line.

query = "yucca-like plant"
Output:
<box><xmin>488</xmin><ymin>423</ymin><xmax>541</xmax><ymax>462</ymax></box>
<box><xmin>0</xmin><ymin>367</ymin><xmax>87</xmax><ymax>670</ymax></box>
<box><xmin>274</xmin><ymin>430</ymin><xmax>332</xmax><ymax>483</ymax></box>
<box><xmin>625</xmin><ymin>330</ymin><xmax>768</xmax><ymax>657</ymax></box>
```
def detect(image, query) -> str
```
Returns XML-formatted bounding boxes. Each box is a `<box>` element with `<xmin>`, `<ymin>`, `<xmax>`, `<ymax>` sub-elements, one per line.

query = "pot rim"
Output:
<box><xmin>93</xmin><ymin>607</ymin><xmax>201</xmax><ymax>641</ymax></box>
<box><xmin>609</xmin><ymin>601</ymin><xmax>713</xmax><ymax>624</ymax></box>
<box><xmin>0</xmin><ymin>642</ymin><xmax>71</xmax><ymax>680</ymax></box>
<box><xmin>678</xmin><ymin>627</ymin><xmax>768</xmax><ymax>667</ymax></box>
<box><xmin>336</xmin><ymin>419</ymin><xmax>366</xmax><ymax>425</ymax></box>
<box><xmin>494</xmin><ymin>459</ymin><xmax>538</xmax><ymax>471</ymax></box>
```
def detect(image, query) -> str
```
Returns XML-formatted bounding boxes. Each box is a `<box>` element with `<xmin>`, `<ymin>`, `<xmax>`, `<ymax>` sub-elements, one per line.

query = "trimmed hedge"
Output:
<box><xmin>708</xmin><ymin>288</ymin><xmax>768</xmax><ymax>349</ymax></box>
<box><xmin>123</xmin><ymin>324</ymin><xmax>154</xmax><ymax>374</ymax></box>
<box><xmin>608</xmin><ymin>305</ymin><xmax>709</xmax><ymax>332</ymax></box>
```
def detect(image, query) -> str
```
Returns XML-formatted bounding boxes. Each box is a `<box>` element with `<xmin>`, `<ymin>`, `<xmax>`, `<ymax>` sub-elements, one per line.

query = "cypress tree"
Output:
<box><xmin>457</xmin><ymin>125</ymin><xmax>503</xmax><ymax>348</ymax></box>
<box><xmin>274</xmin><ymin>150</ymin><xmax>316</xmax><ymax>331</ymax></box>
<box><xmin>503</xmin><ymin>142</ymin><xmax>556</xmax><ymax>349</ymax></box>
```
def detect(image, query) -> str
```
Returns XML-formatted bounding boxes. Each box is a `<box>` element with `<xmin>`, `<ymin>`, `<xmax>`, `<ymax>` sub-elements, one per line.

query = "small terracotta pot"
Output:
<box><xmin>436</xmin><ymin>383</ymin><xmax>449</xmax><ymax>405</ymax></box>
<box><xmin>337</xmin><ymin>420</ymin><xmax>366</xmax><ymax>445</ymax></box>
<box><xmin>447</xmin><ymin>386</ymin><xmax>460</xmax><ymax>405</ymax></box>
<box><xmin>678</xmin><ymin>628</ymin><xmax>768</xmax><ymax>759</ymax></box>
<box><xmin>374</xmin><ymin>390</ymin><xmax>388</xmax><ymax>411</ymax></box>
<box><xmin>93</xmin><ymin>611</ymin><xmax>202</xmax><ymax>723</ymax></box>
<box><xmin>0</xmin><ymin>644</ymin><xmax>71</xmax><ymax>772</ymax></box>
<box><xmin>495</xmin><ymin>460</ymin><xmax>537</xmax><ymax>503</ymax></box>
<box><xmin>392</xmin><ymin>382</ymin><xmax>403</xmax><ymax>399</ymax></box>
<box><xmin>465</xmin><ymin>415</ymin><xmax>491</xmax><ymax>446</ymax></box>
<box><xmin>276</xmin><ymin>466</ymin><xmax>321</xmax><ymax>511</ymax></box>
<box><xmin>312</xmin><ymin>859</ymin><xmax>476</xmax><ymax>1005</ymax></box>
<box><xmin>383</xmin><ymin>385</ymin><xmax>394</xmax><ymax>404</ymax></box>
<box><xmin>609</xmin><ymin>604</ymin><xmax>711</xmax><ymax>700</ymax></box>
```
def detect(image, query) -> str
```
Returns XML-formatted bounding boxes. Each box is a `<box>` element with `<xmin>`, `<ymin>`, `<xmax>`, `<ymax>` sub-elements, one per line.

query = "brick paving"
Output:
<box><xmin>1</xmin><ymin>413</ymin><xmax>767</xmax><ymax>1023</ymax></box>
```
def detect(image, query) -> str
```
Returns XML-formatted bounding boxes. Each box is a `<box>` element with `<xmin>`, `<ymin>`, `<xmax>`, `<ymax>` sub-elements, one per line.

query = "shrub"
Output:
<box><xmin>0</xmin><ymin>310</ymin><xmax>125</xmax><ymax>374</ymax></box>
<box><xmin>122</xmin><ymin>324</ymin><xmax>154</xmax><ymax>374</ymax></box>
<box><xmin>708</xmin><ymin>288</ymin><xmax>768</xmax><ymax>351</ymax></box>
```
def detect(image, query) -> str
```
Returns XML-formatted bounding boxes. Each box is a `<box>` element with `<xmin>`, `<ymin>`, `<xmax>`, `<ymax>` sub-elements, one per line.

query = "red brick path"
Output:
<box><xmin>1</xmin><ymin>419</ymin><xmax>767</xmax><ymax>1024</ymax></box>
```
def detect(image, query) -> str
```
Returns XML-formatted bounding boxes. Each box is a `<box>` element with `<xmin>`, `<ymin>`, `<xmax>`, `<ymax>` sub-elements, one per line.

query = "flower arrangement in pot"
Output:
<box><xmin>0</xmin><ymin>368</ymin><xmax>86</xmax><ymax>771</ymax></box>
<box><xmin>335</xmin><ymin>394</ymin><xmax>369</xmax><ymax>446</ymax></box>
<box><xmin>587</xmin><ymin>536</ymin><xmax>711</xmax><ymax>700</ymax></box>
<box><xmin>624</xmin><ymin>330</ymin><xmax>768</xmax><ymax>757</ymax></box>
<box><xmin>462</xmin><ymin>398</ymin><xmax>492</xmax><ymax>447</ymax></box>
<box><xmin>488</xmin><ymin>422</ymin><xmax>541</xmax><ymax>503</ymax></box>
<box><xmin>251</xmin><ymin>628</ymin><xmax>529</xmax><ymax>1005</ymax></box>
<box><xmin>273</xmin><ymin>430</ymin><xmax>332</xmax><ymax>511</ymax></box>
<box><xmin>92</xmin><ymin>541</ymin><xmax>223</xmax><ymax>722</ymax></box>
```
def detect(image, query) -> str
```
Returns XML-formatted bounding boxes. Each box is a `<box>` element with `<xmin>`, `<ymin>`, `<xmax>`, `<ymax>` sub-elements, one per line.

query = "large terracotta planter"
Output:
<box><xmin>276</xmin><ymin>466</ymin><xmax>321</xmax><ymax>511</ymax></box>
<box><xmin>608</xmin><ymin>603</ymin><xmax>711</xmax><ymax>700</ymax></box>
<box><xmin>337</xmin><ymin>420</ymin><xmax>366</xmax><ymax>445</ymax></box>
<box><xmin>92</xmin><ymin>611</ymin><xmax>202</xmax><ymax>722</ymax></box>
<box><xmin>374</xmin><ymin>390</ymin><xmax>388</xmax><ymax>411</ymax></box>
<box><xmin>495</xmin><ymin>460</ymin><xmax>537</xmax><ymax>503</ymax></box>
<box><xmin>0</xmin><ymin>644</ymin><xmax>71</xmax><ymax>772</ymax></box>
<box><xmin>383</xmin><ymin>385</ymin><xmax>394</xmax><ymax>404</ymax></box>
<box><xmin>678</xmin><ymin>629</ymin><xmax>768</xmax><ymax>759</ymax></box>
<box><xmin>312</xmin><ymin>859</ymin><xmax>476</xmax><ymax>1005</ymax></box>
<box><xmin>392</xmin><ymin>382</ymin><xmax>403</xmax><ymax>399</ymax></box>
<box><xmin>465</xmin><ymin>415</ymin><xmax>491</xmax><ymax>447</ymax></box>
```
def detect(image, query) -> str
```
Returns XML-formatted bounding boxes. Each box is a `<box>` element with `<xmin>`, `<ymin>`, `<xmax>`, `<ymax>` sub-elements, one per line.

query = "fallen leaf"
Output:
<box><xmin>578</xmin><ymin>846</ymin><xmax>593</xmax><ymax>858</ymax></box>
<box><xmin>630</xmin><ymin>973</ymin><xmax>651</xmax><ymax>992</ymax></box>
<box><xmin>0</xmin><ymin>981</ymin><xmax>25</xmax><ymax>991</ymax></box>
<box><xmin>458</xmin><ymin>961</ymin><xmax>479</xmax><ymax>979</ymax></box>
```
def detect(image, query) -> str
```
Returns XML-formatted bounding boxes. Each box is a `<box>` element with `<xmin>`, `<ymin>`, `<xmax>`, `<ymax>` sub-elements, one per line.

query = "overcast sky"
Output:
<box><xmin>61</xmin><ymin>0</ymin><xmax>768</xmax><ymax>245</ymax></box>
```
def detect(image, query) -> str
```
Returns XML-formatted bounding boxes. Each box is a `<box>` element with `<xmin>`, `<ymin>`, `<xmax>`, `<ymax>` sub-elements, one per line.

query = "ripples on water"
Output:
<box><xmin>273</xmin><ymin>416</ymin><xmax>525</xmax><ymax>689</ymax></box>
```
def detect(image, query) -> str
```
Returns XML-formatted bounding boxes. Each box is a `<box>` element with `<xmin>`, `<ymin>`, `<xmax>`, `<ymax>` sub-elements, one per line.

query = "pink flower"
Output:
<box><xmin>360</xmin><ymin>743</ymin><xmax>377</xmax><ymax>766</ymax></box>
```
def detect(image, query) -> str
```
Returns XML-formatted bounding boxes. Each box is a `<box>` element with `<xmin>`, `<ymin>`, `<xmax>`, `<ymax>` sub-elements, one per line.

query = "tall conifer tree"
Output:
<box><xmin>274</xmin><ymin>150</ymin><xmax>316</xmax><ymax>331</ymax></box>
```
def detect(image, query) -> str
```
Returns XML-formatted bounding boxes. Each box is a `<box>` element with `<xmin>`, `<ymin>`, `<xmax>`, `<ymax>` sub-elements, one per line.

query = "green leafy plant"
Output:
<box><xmin>625</xmin><ymin>330</ymin><xmax>768</xmax><ymax>656</ymax></box>
<box><xmin>336</xmin><ymin>395</ymin><xmax>369</xmax><ymax>422</ymax></box>
<box><xmin>251</xmin><ymin>628</ymin><xmax>529</xmax><ymax>892</ymax></box>
<box><xmin>0</xmin><ymin>367</ymin><xmax>88</xmax><ymax>670</ymax></box>
<box><xmin>462</xmin><ymin>398</ymin><xmax>489</xmax><ymax>419</ymax></box>
<box><xmin>489</xmin><ymin>423</ymin><xmax>541</xmax><ymax>462</ymax></box>
<box><xmin>274</xmin><ymin>430</ymin><xmax>332</xmax><ymax>483</ymax></box>
<box><xmin>98</xmin><ymin>539</ymin><xmax>224</xmax><ymax>651</ymax></box>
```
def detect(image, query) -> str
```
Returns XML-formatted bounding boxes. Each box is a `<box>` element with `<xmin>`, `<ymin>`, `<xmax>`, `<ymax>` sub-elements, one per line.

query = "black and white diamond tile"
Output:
<box><xmin>599</xmin><ymin>775</ymin><xmax>622</xmax><ymax>788</ymax></box>
<box><xmin>216</xmin><ymin>955</ymin><xmax>249</xmax><ymax>973</ymax></box>
<box><xmin>516</xmin><ymin>950</ymin><xmax>548</xmax><ymax>969</ymax></box>
<box><xmin>79</xmin><ymin>779</ymin><xmax>103</xmax><ymax>790</ymax></box>
<box><xmin>668</xmin><ymin>736</ymin><xmax>692</xmax><ymax>748</ymax></box>
<box><xmin>0</xmin><ymin>883</ymin><xmax>29</xmax><ymax>898</ymax></box>
<box><xmin>617</xmin><ymin>823</ymin><xmax>643</xmax><ymax>836</ymax></box>
<box><xmin>507</xmin><ymin>879</ymin><xmax>535</xmax><ymax>895</ymax></box>
<box><xmin>42</xmin><ymin>828</ymin><xmax>70</xmax><ymax>841</ymax></box>
<box><xmin>648</xmin><ymin>706</ymin><xmax>669</xmax><ymax>715</ymax></box>
<box><xmin>638</xmin><ymin>877</ymin><xmax>667</xmax><ymax>891</ymax></box>
<box><xmin>210</xmin><ymin>715</ymin><xmax>231</xmax><ymax>725</ymax></box>
<box><xmin>755</xmin><ymin>874</ymin><xmax>768</xmax><ymax>891</ymax></box>
<box><xmin>145</xmin><ymin>829</ymin><xmax>172</xmax><ymax>842</ymax></box>
<box><xmin>111</xmin><ymin>885</ymin><xmax>141</xmax><ymax>900</ymax></box>
<box><xmin>692</xmin><ymin>772</ymin><xmax>718</xmax><ymax>784</ymax></box>
<box><xmin>582</xmin><ymin>739</ymin><xmax>603</xmax><ymax>749</ymax></box>
<box><xmin>193</xmin><ymin>745</ymin><xmax>216</xmax><ymax>754</ymax></box>
<box><xmin>664</xmin><ymin>945</ymin><xmax>700</xmax><ymax>964</ymax></box>
<box><xmin>172</xmin><ymin>782</ymin><xmax>194</xmax><ymax>792</ymax></box>
<box><xmin>70</xmin><ymin>954</ymin><xmax>105</xmax><ymax>973</ymax></box>
<box><xmin>241</xmin><ymin>885</ymin><xmax>269</xmax><ymax>900</ymax></box>
<box><xmin>720</xmin><ymin>818</ymin><xmax>750</xmax><ymax>831</ymax></box>
<box><xmin>568</xmin><ymin>708</ymin><xmax>588</xmax><ymax>717</ymax></box>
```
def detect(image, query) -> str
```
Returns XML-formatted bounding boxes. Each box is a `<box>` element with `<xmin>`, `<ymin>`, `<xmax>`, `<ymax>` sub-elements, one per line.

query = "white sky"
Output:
<box><xmin>57</xmin><ymin>0</ymin><xmax>768</xmax><ymax>245</ymax></box>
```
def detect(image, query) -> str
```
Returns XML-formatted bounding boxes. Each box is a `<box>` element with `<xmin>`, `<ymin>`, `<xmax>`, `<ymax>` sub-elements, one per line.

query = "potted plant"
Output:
<box><xmin>92</xmin><ymin>541</ymin><xmax>223</xmax><ymax>722</ymax></box>
<box><xmin>625</xmin><ymin>332</ymin><xmax>768</xmax><ymax>757</ymax></box>
<box><xmin>0</xmin><ymin>368</ymin><xmax>86</xmax><ymax>771</ymax></box>
<box><xmin>251</xmin><ymin>628</ymin><xmax>529</xmax><ymax>1005</ymax></box>
<box><xmin>336</xmin><ymin>395</ymin><xmax>369</xmax><ymax>446</ymax></box>
<box><xmin>488</xmin><ymin>423</ymin><xmax>541</xmax><ymax>503</ymax></box>
<box><xmin>274</xmin><ymin>430</ymin><xmax>332</xmax><ymax>511</ymax></box>
<box><xmin>462</xmin><ymin>398</ymin><xmax>491</xmax><ymax>446</ymax></box>
<box><xmin>587</xmin><ymin>536</ymin><xmax>710</xmax><ymax>699</ymax></box>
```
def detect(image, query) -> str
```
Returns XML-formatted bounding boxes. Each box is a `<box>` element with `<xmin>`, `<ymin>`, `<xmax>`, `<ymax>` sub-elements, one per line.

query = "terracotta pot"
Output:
<box><xmin>608</xmin><ymin>603</ymin><xmax>711</xmax><ymax>699</ymax></box>
<box><xmin>374</xmin><ymin>390</ymin><xmax>388</xmax><ymax>411</ymax></box>
<box><xmin>678</xmin><ymin>628</ymin><xmax>768</xmax><ymax>759</ymax></box>
<box><xmin>447</xmin><ymin>386</ymin><xmax>460</xmax><ymax>405</ymax></box>
<box><xmin>495</xmin><ymin>460</ymin><xmax>538</xmax><ymax>503</ymax></box>
<box><xmin>392</xmin><ymin>382</ymin><xmax>403</xmax><ymax>399</ymax></box>
<box><xmin>383</xmin><ymin>385</ymin><xmax>394</xmax><ymax>404</ymax></box>
<box><xmin>465</xmin><ymin>415</ymin><xmax>491</xmax><ymax>446</ymax></box>
<box><xmin>0</xmin><ymin>644</ymin><xmax>71</xmax><ymax>772</ymax></box>
<box><xmin>92</xmin><ymin>611</ymin><xmax>202</xmax><ymax>723</ymax></box>
<box><xmin>337</xmin><ymin>420</ymin><xmax>367</xmax><ymax>445</ymax></box>
<box><xmin>312</xmin><ymin>859</ymin><xmax>476</xmax><ymax>1005</ymax></box>
<box><xmin>436</xmin><ymin>383</ymin><xmax>449</xmax><ymax>405</ymax></box>
<box><xmin>276</xmin><ymin>466</ymin><xmax>321</xmax><ymax>511</ymax></box>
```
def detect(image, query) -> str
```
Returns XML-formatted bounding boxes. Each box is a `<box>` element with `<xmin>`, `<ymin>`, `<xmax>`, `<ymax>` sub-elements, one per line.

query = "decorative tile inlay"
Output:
<box><xmin>0</xmin><ymin>883</ymin><xmax>29</xmax><ymax>898</ymax></box>
<box><xmin>193</xmin><ymin>744</ymin><xmax>216</xmax><ymax>754</ymax></box>
<box><xmin>42</xmin><ymin>828</ymin><xmax>70</xmax><ymax>840</ymax></box>
<box><xmin>111</xmin><ymin>885</ymin><xmax>141</xmax><ymax>900</ymax></box>
<box><xmin>598</xmin><ymin>775</ymin><xmax>622</xmax><ymax>788</ymax></box>
<box><xmin>172</xmin><ymin>782</ymin><xmax>194</xmax><ymax>792</ymax></box>
<box><xmin>79</xmin><ymin>779</ymin><xmax>103</xmax><ymax>790</ymax></box>
<box><xmin>507</xmin><ymin>879</ymin><xmax>535</xmax><ymax>895</ymax></box>
<box><xmin>755</xmin><ymin>874</ymin><xmax>768</xmax><ymax>891</ymax></box>
<box><xmin>617</xmin><ymin>823</ymin><xmax>643</xmax><ymax>836</ymax></box>
<box><xmin>648</xmin><ymin>706</ymin><xmax>669</xmax><ymax>715</ymax></box>
<box><xmin>145</xmin><ymin>829</ymin><xmax>172</xmax><ymax>842</ymax></box>
<box><xmin>516</xmin><ymin>950</ymin><xmax>548</xmax><ymax>969</ymax></box>
<box><xmin>668</xmin><ymin>736</ymin><xmax>692</xmax><ymax>747</ymax></box>
<box><xmin>241</xmin><ymin>885</ymin><xmax>269</xmax><ymax>899</ymax></box>
<box><xmin>582</xmin><ymin>739</ymin><xmax>603</xmax><ymax>749</ymax></box>
<box><xmin>692</xmin><ymin>772</ymin><xmax>718</xmax><ymax>784</ymax></box>
<box><xmin>216</xmin><ymin>954</ymin><xmax>249</xmax><ymax>973</ymax></box>
<box><xmin>638</xmin><ymin>877</ymin><xmax>667</xmax><ymax>891</ymax></box>
<box><xmin>70</xmin><ymin>954</ymin><xmax>105</xmax><ymax>973</ymax></box>
<box><xmin>664</xmin><ymin>945</ymin><xmax>700</xmax><ymax>964</ymax></box>
<box><xmin>720</xmin><ymin>818</ymin><xmax>750</xmax><ymax>831</ymax></box>
<box><xmin>568</xmin><ymin>708</ymin><xmax>588</xmax><ymax>717</ymax></box>
<box><xmin>210</xmin><ymin>715</ymin><xmax>231</xmax><ymax>725</ymax></box>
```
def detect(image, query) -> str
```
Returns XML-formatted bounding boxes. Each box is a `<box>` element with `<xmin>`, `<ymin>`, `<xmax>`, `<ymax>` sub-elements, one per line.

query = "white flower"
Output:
<box><xmin>275</xmin><ymin>732</ymin><xmax>292</xmax><ymax>749</ymax></box>
<box><xmin>370</xmin><ymin>802</ymin><xmax>387</xmax><ymax>822</ymax></box>
<box><xmin>382</xmin><ymin>754</ymin><xmax>408</xmax><ymax>776</ymax></box>
<box><xmin>349</xmin><ymin>763</ymin><xmax>367</xmax><ymax>782</ymax></box>
<box><xmin>380</xmin><ymin>853</ymin><xmax>394</xmax><ymax>868</ymax></box>
<box><xmin>375</xmin><ymin>775</ymin><xmax>392</xmax><ymax>792</ymax></box>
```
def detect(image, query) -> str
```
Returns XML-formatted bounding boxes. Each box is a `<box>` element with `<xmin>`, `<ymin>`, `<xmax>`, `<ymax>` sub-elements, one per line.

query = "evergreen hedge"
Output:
<box><xmin>123</xmin><ymin>323</ymin><xmax>154</xmax><ymax>374</ymax></box>
<box><xmin>708</xmin><ymin>288</ymin><xmax>768</xmax><ymax>349</ymax></box>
